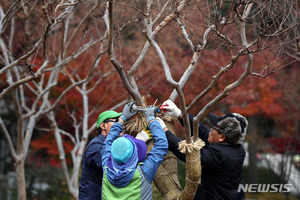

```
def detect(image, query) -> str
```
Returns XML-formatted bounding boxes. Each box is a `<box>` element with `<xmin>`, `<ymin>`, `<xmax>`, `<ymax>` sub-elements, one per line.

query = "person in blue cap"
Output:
<box><xmin>79</xmin><ymin>102</ymin><xmax>166</xmax><ymax>199</ymax></box>
<box><xmin>101</xmin><ymin>103</ymin><xmax>168</xmax><ymax>200</ymax></box>
<box><xmin>79</xmin><ymin>109</ymin><xmax>122</xmax><ymax>200</ymax></box>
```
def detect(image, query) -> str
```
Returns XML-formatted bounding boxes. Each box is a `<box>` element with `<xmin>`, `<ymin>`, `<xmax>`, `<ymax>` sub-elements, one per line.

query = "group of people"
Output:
<box><xmin>79</xmin><ymin>100</ymin><xmax>248</xmax><ymax>200</ymax></box>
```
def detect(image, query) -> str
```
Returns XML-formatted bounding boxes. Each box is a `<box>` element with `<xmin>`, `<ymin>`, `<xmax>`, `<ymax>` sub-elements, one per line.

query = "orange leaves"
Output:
<box><xmin>30</xmin><ymin>132</ymin><xmax>73</xmax><ymax>167</ymax></box>
<box><xmin>228</xmin><ymin>75</ymin><xmax>284</xmax><ymax>117</ymax></box>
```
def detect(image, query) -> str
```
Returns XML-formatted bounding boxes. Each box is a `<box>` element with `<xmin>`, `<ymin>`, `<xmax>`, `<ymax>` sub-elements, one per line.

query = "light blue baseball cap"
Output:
<box><xmin>111</xmin><ymin>137</ymin><xmax>134</xmax><ymax>164</ymax></box>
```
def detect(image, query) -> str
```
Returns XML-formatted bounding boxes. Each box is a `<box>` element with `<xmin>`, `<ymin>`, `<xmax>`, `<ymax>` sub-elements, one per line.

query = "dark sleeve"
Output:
<box><xmin>200</xmin><ymin>146</ymin><xmax>222</xmax><ymax>169</ymax></box>
<box><xmin>85</xmin><ymin>142</ymin><xmax>103</xmax><ymax>168</ymax></box>
<box><xmin>179</xmin><ymin>113</ymin><xmax>210</xmax><ymax>144</ymax></box>
<box><xmin>165</xmin><ymin>130</ymin><xmax>186</xmax><ymax>162</ymax></box>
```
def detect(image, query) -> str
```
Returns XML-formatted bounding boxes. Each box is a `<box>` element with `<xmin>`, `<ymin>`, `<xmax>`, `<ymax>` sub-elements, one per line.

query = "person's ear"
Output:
<box><xmin>218</xmin><ymin>134</ymin><xmax>226</xmax><ymax>142</ymax></box>
<box><xmin>99</xmin><ymin>122</ymin><xmax>105</xmax><ymax>130</ymax></box>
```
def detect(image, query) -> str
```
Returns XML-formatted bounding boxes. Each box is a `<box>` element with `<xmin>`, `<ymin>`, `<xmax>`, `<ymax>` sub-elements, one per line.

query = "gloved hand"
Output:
<box><xmin>145</xmin><ymin>105</ymin><xmax>159</xmax><ymax>122</ymax></box>
<box><xmin>160</xmin><ymin>100</ymin><xmax>181</xmax><ymax>118</ymax></box>
<box><xmin>156</xmin><ymin>117</ymin><xmax>167</xmax><ymax>129</ymax></box>
<box><xmin>120</xmin><ymin>102</ymin><xmax>138</xmax><ymax>122</ymax></box>
<box><xmin>136</xmin><ymin>127</ymin><xmax>152</xmax><ymax>142</ymax></box>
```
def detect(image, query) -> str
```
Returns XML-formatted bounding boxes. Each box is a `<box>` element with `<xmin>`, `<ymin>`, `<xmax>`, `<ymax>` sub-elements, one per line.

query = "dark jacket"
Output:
<box><xmin>165</xmin><ymin>114</ymin><xmax>245</xmax><ymax>200</ymax></box>
<box><xmin>79</xmin><ymin>134</ymin><xmax>105</xmax><ymax>200</ymax></box>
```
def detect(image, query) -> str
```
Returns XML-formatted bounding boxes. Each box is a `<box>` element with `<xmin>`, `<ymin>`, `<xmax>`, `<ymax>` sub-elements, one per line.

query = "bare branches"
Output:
<box><xmin>176</xmin><ymin>18</ymin><xmax>195</xmax><ymax>52</ymax></box>
<box><xmin>0</xmin><ymin>1</ymin><xmax>120</xmax><ymax>199</ymax></box>
<box><xmin>144</xmin><ymin>0</ymin><xmax>193</xmax><ymax>145</ymax></box>
<box><xmin>187</xmin><ymin>2</ymin><xmax>254</xmax><ymax>141</ymax></box>
<box><xmin>0</xmin><ymin>37</ymin><xmax>43</xmax><ymax>76</ymax></box>
<box><xmin>63</xmin><ymin>2</ymin><xmax>100</xmax><ymax>57</ymax></box>
<box><xmin>169</xmin><ymin>51</ymin><xmax>201</xmax><ymax>102</ymax></box>
<box><xmin>0</xmin><ymin>117</ymin><xmax>20</xmax><ymax>163</ymax></box>
<box><xmin>0</xmin><ymin>59</ymin><xmax>49</xmax><ymax>98</ymax></box>
<box><xmin>106</xmin><ymin>0</ymin><xmax>143</xmax><ymax>104</ymax></box>
<box><xmin>129</xmin><ymin>0</ymin><xmax>188</xmax><ymax>82</ymax></box>
<box><xmin>0</xmin><ymin>0</ymin><xmax>298</xmax><ymax>199</ymax></box>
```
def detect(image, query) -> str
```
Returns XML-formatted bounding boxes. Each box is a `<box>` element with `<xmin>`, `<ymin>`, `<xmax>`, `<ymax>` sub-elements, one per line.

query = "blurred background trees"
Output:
<box><xmin>0</xmin><ymin>0</ymin><xmax>299</xmax><ymax>199</ymax></box>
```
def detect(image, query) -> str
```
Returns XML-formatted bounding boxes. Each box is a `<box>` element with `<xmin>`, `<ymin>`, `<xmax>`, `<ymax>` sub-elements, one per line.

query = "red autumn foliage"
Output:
<box><xmin>30</xmin><ymin>132</ymin><xmax>73</xmax><ymax>167</ymax></box>
<box><xmin>228</xmin><ymin>76</ymin><xmax>283</xmax><ymax>118</ymax></box>
<box><xmin>27</xmin><ymin>9</ymin><xmax>299</xmax><ymax>167</ymax></box>
<box><xmin>267</xmin><ymin>137</ymin><xmax>300</xmax><ymax>154</ymax></box>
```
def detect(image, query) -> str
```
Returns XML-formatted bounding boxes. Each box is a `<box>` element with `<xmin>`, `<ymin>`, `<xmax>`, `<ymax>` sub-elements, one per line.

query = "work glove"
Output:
<box><xmin>145</xmin><ymin>105</ymin><xmax>159</xmax><ymax>122</ymax></box>
<box><xmin>136</xmin><ymin>127</ymin><xmax>152</xmax><ymax>142</ymax></box>
<box><xmin>120</xmin><ymin>102</ymin><xmax>138</xmax><ymax>122</ymax></box>
<box><xmin>156</xmin><ymin>117</ymin><xmax>167</xmax><ymax>130</ymax></box>
<box><xmin>160</xmin><ymin>100</ymin><xmax>181</xmax><ymax>118</ymax></box>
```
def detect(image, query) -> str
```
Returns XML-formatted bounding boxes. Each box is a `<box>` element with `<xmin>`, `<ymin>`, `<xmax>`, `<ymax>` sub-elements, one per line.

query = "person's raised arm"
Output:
<box><xmin>101</xmin><ymin>123</ymin><xmax>123</xmax><ymax>170</ymax></box>
<box><xmin>141</xmin><ymin>106</ymin><xmax>168</xmax><ymax>182</ymax></box>
<box><xmin>161</xmin><ymin>100</ymin><xmax>210</xmax><ymax>144</ymax></box>
<box><xmin>101</xmin><ymin>102</ymin><xmax>138</xmax><ymax>170</ymax></box>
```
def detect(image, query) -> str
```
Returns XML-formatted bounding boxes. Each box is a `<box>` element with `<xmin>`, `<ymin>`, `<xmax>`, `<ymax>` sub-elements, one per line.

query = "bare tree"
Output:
<box><xmin>0</xmin><ymin>0</ymin><xmax>298</xmax><ymax>199</ymax></box>
<box><xmin>0</xmin><ymin>1</ymin><xmax>128</xmax><ymax>199</ymax></box>
<box><xmin>275</xmin><ymin>65</ymin><xmax>299</xmax><ymax>197</ymax></box>
<box><xmin>105</xmin><ymin>0</ymin><xmax>299</xmax><ymax>199</ymax></box>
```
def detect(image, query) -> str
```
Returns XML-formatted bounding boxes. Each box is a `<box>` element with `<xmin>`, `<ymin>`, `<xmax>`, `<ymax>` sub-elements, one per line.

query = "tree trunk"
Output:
<box><xmin>248</xmin><ymin>140</ymin><xmax>258</xmax><ymax>184</ymax></box>
<box><xmin>152</xmin><ymin>118</ymin><xmax>204</xmax><ymax>200</ymax></box>
<box><xmin>153</xmin><ymin>151</ymin><xmax>182</xmax><ymax>199</ymax></box>
<box><xmin>16</xmin><ymin>160</ymin><xmax>26</xmax><ymax>200</ymax></box>
<box><xmin>247</xmin><ymin>117</ymin><xmax>258</xmax><ymax>184</ymax></box>
<box><xmin>179</xmin><ymin>147</ymin><xmax>201</xmax><ymax>200</ymax></box>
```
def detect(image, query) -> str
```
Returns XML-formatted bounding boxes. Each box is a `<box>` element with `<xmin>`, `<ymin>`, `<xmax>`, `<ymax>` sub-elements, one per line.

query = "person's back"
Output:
<box><xmin>197</xmin><ymin>142</ymin><xmax>245</xmax><ymax>200</ymax></box>
<box><xmin>79</xmin><ymin>110</ymin><xmax>122</xmax><ymax>200</ymax></box>
<box><xmin>102</xmin><ymin>133</ymin><xmax>152</xmax><ymax>200</ymax></box>
<box><xmin>101</xmin><ymin>105</ymin><xmax>168</xmax><ymax>200</ymax></box>
<box><xmin>102</xmin><ymin>162</ymin><xmax>153</xmax><ymax>200</ymax></box>
<box><xmin>79</xmin><ymin>135</ymin><xmax>105</xmax><ymax>200</ymax></box>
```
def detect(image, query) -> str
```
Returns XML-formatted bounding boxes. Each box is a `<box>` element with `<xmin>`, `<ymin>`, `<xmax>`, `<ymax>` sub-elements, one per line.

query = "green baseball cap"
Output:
<box><xmin>97</xmin><ymin>111</ymin><xmax>122</xmax><ymax>128</ymax></box>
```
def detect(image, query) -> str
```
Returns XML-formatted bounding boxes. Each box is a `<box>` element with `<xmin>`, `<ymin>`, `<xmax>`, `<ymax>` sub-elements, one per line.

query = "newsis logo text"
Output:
<box><xmin>238</xmin><ymin>184</ymin><xmax>292</xmax><ymax>193</ymax></box>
